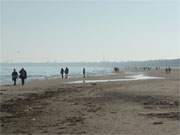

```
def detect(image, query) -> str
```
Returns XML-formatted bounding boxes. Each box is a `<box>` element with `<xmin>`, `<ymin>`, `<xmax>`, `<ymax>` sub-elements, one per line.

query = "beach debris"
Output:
<box><xmin>0</xmin><ymin>103</ymin><xmax>16</xmax><ymax>113</ymax></box>
<box><xmin>91</xmin><ymin>83</ymin><xmax>97</xmax><ymax>86</ymax></box>
<box><xmin>72</xmin><ymin>102</ymin><xmax>79</xmax><ymax>105</ymax></box>
<box><xmin>24</xmin><ymin>105</ymin><xmax>32</xmax><ymax>112</ymax></box>
<box><xmin>62</xmin><ymin>116</ymin><xmax>85</xmax><ymax>126</ymax></box>
<box><xmin>139</xmin><ymin>112</ymin><xmax>180</xmax><ymax>120</ymax></box>
<box><xmin>153</xmin><ymin>121</ymin><xmax>163</xmax><ymax>125</ymax></box>
<box><xmin>86</xmin><ymin>106</ymin><xmax>101</xmax><ymax>113</ymax></box>
<box><xmin>58</xmin><ymin>126</ymin><xmax>66</xmax><ymax>129</ymax></box>
<box><xmin>0</xmin><ymin>89</ymin><xmax>7</xmax><ymax>91</ymax></box>
<box><xmin>143</xmin><ymin>99</ymin><xmax>179</xmax><ymax>108</ymax></box>
<box><xmin>31</xmin><ymin>118</ymin><xmax>36</xmax><ymax>121</ymax></box>
<box><xmin>77</xmin><ymin>131</ymin><xmax>87</xmax><ymax>134</ymax></box>
<box><xmin>110</xmin><ymin>111</ymin><xmax>117</xmax><ymax>113</ymax></box>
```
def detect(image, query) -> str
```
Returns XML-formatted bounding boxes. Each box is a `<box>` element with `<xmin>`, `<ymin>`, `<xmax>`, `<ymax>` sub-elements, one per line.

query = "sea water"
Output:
<box><xmin>0</xmin><ymin>63</ymin><xmax>113</xmax><ymax>85</ymax></box>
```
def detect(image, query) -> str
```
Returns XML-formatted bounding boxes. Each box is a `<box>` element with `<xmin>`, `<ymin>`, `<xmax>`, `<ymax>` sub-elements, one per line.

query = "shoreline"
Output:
<box><xmin>1</xmin><ymin>67</ymin><xmax>180</xmax><ymax>86</ymax></box>
<box><xmin>0</xmin><ymin>69</ymin><xmax>167</xmax><ymax>86</ymax></box>
<box><xmin>0</xmin><ymin>71</ymin><xmax>114</xmax><ymax>86</ymax></box>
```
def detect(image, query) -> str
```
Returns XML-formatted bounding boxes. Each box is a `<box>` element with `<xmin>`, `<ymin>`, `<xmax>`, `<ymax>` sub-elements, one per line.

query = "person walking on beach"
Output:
<box><xmin>11</xmin><ymin>68</ymin><xmax>18</xmax><ymax>86</ymax></box>
<box><xmin>60</xmin><ymin>68</ymin><xmax>64</xmax><ymax>79</ymax></box>
<box><xmin>19</xmin><ymin>68</ymin><xmax>27</xmax><ymax>86</ymax></box>
<box><xmin>83</xmin><ymin>68</ymin><xmax>86</xmax><ymax>78</ymax></box>
<box><xmin>65</xmin><ymin>67</ymin><xmax>69</xmax><ymax>79</ymax></box>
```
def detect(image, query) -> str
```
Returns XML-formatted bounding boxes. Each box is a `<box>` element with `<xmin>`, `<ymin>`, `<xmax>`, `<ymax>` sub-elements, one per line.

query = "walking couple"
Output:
<box><xmin>12</xmin><ymin>68</ymin><xmax>27</xmax><ymax>86</ymax></box>
<box><xmin>60</xmin><ymin>67</ymin><xmax>69</xmax><ymax>79</ymax></box>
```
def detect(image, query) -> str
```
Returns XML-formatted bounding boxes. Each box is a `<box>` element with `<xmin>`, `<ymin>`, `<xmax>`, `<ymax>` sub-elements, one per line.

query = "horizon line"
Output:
<box><xmin>1</xmin><ymin>58</ymin><xmax>180</xmax><ymax>64</ymax></box>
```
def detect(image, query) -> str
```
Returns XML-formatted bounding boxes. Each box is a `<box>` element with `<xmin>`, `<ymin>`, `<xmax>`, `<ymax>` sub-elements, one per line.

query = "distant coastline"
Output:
<box><xmin>1</xmin><ymin>58</ymin><xmax>180</xmax><ymax>68</ymax></box>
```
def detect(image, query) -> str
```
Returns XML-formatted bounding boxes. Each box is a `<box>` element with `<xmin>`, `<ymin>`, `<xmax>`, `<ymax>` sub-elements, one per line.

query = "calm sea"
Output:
<box><xmin>0</xmin><ymin>63</ymin><xmax>113</xmax><ymax>85</ymax></box>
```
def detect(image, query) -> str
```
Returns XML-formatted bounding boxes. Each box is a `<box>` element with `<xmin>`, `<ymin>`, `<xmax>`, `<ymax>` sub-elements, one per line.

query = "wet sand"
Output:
<box><xmin>0</xmin><ymin>69</ymin><xmax>180</xmax><ymax>135</ymax></box>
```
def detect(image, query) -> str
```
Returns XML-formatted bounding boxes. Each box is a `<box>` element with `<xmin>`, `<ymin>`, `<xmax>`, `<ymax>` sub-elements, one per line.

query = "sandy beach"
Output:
<box><xmin>0</xmin><ymin>69</ymin><xmax>180</xmax><ymax>135</ymax></box>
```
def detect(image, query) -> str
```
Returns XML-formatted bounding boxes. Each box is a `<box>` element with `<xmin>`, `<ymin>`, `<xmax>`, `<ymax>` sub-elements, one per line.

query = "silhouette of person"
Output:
<box><xmin>65</xmin><ymin>67</ymin><xmax>69</xmax><ymax>79</ymax></box>
<box><xmin>12</xmin><ymin>68</ymin><xmax>18</xmax><ymax>86</ymax></box>
<box><xmin>19</xmin><ymin>68</ymin><xmax>27</xmax><ymax>86</ymax></box>
<box><xmin>60</xmin><ymin>68</ymin><xmax>64</xmax><ymax>79</ymax></box>
<box><xmin>83</xmin><ymin>68</ymin><xmax>86</xmax><ymax>78</ymax></box>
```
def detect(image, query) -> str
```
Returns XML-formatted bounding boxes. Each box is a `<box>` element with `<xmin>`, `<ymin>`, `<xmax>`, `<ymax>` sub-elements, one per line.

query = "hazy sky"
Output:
<box><xmin>1</xmin><ymin>0</ymin><xmax>180</xmax><ymax>62</ymax></box>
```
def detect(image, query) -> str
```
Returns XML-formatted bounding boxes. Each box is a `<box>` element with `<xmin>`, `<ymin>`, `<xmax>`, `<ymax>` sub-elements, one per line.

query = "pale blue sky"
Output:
<box><xmin>1</xmin><ymin>0</ymin><xmax>180</xmax><ymax>62</ymax></box>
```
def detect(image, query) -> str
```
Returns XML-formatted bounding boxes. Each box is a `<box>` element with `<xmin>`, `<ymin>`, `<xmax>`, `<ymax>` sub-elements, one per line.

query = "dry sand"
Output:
<box><xmin>0</xmin><ymin>69</ymin><xmax>180</xmax><ymax>135</ymax></box>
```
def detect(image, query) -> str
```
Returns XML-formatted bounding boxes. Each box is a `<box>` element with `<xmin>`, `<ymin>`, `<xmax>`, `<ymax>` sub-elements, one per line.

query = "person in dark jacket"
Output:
<box><xmin>19</xmin><ymin>68</ymin><xmax>27</xmax><ymax>86</ymax></box>
<box><xmin>12</xmin><ymin>68</ymin><xmax>18</xmax><ymax>86</ymax></box>
<box><xmin>65</xmin><ymin>67</ymin><xmax>69</xmax><ymax>79</ymax></box>
<box><xmin>60</xmin><ymin>68</ymin><xmax>64</xmax><ymax>79</ymax></box>
<box><xmin>83</xmin><ymin>68</ymin><xmax>86</xmax><ymax>78</ymax></box>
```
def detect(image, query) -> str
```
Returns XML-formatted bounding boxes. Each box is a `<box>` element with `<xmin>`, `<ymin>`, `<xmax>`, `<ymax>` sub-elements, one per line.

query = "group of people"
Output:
<box><xmin>60</xmin><ymin>67</ymin><xmax>69</xmax><ymax>79</ymax></box>
<box><xmin>11</xmin><ymin>67</ymin><xmax>86</xmax><ymax>86</ymax></box>
<box><xmin>60</xmin><ymin>67</ymin><xmax>86</xmax><ymax>79</ymax></box>
<box><xmin>11</xmin><ymin>68</ymin><xmax>27</xmax><ymax>86</ymax></box>
<box><xmin>165</xmin><ymin>66</ymin><xmax>172</xmax><ymax>73</ymax></box>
